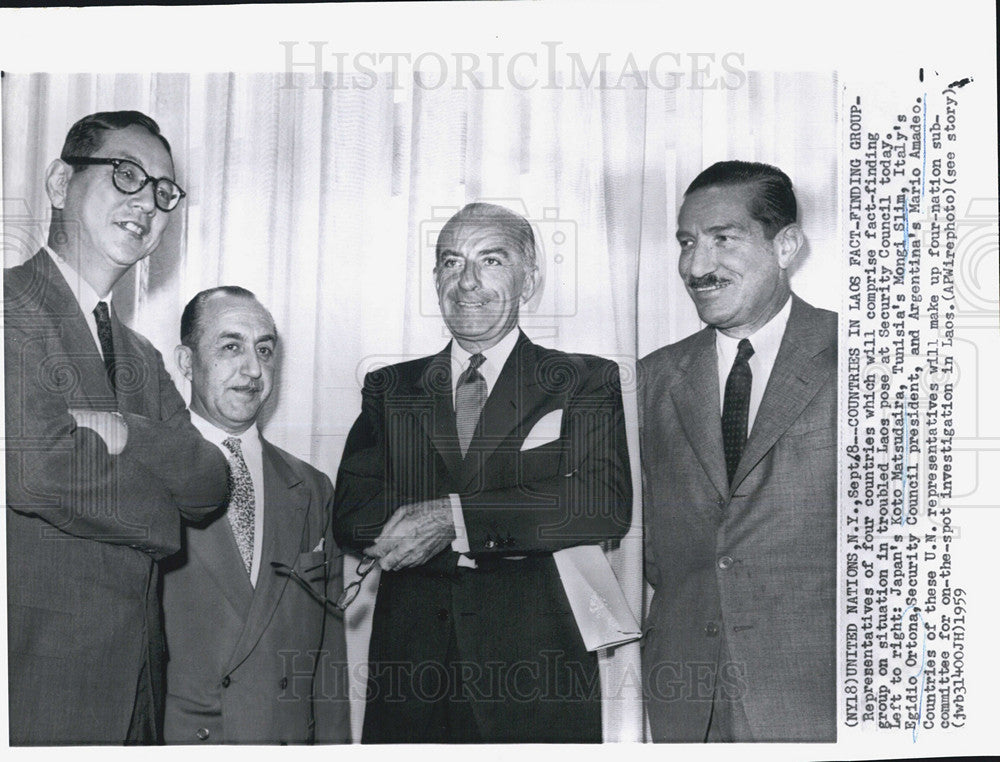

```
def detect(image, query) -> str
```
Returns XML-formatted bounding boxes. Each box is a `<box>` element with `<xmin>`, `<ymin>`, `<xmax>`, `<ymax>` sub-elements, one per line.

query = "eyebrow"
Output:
<box><xmin>676</xmin><ymin>221</ymin><xmax>748</xmax><ymax>238</ymax></box>
<box><xmin>116</xmin><ymin>151</ymin><xmax>173</xmax><ymax>179</ymax></box>
<box><xmin>476</xmin><ymin>247</ymin><xmax>512</xmax><ymax>258</ymax></box>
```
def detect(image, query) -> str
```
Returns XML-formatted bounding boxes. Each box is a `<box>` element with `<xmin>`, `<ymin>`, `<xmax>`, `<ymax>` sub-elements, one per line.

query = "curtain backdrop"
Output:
<box><xmin>1</xmin><ymin>70</ymin><xmax>838</xmax><ymax>742</ymax></box>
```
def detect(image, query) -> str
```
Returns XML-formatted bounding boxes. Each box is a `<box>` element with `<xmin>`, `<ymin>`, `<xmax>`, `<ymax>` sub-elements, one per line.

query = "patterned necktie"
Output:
<box><xmin>721</xmin><ymin>338</ymin><xmax>755</xmax><ymax>486</ymax></box>
<box><xmin>222</xmin><ymin>437</ymin><xmax>255</xmax><ymax>574</ymax></box>
<box><xmin>455</xmin><ymin>353</ymin><xmax>487</xmax><ymax>457</ymax></box>
<box><xmin>93</xmin><ymin>301</ymin><xmax>116</xmax><ymax>396</ymax></box>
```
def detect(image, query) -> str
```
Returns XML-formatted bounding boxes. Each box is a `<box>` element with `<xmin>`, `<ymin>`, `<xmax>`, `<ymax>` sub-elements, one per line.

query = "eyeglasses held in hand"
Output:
<box><xmin>335</xmin><ymin>555</ymin><xmax>378</xmax><ymax>611</ymax></box>
<box><xmin>63</xmin><ymin>155</ymin><xmax>187</xmax><ymax>212</ymax></box>
<box><xmin>270</xmin><ymin>559</ymin><xmax>343</xmax><ymax>617</ymax></box>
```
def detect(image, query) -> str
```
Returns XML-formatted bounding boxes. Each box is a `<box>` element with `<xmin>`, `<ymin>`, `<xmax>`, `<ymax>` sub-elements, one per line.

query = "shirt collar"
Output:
<box><xmin>715</xmin><ymin>295</ymin><xmax>792</xmax><ymax>365</ymax></box>
<box><xmin>44</xmin><ymin>245</ymin><xmax>110</xmax><ymax>316</ymax></box>
<box><xmin>189</xmin><ymin>409</ymin><xmax>262</xmax><ymax>458</ymax></box>
<box><xmin>449</xmin><ymin>326</ymin><xmax>521</xmax><ymax>395</ymax></box>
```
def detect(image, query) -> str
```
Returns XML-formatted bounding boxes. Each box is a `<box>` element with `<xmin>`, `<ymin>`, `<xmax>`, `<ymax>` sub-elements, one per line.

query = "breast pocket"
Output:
<box><xmin>294</xmin><ymin>550</ymin><xmax>328</xmax><ymax>585</ymax></box>
<box><xmin>781</xmin><ymin>424</ymin><xmax>837</xmax><ymax>452</ymax></box>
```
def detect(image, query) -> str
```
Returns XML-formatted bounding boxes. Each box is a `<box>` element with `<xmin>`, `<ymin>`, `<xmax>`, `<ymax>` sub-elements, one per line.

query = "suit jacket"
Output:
<box><xmin>161</xmin><ymin>437</ymin><xmax>351</xmax><ymax>744</ymax></box>
<box><xmin>4</xmin><ymin>250</ymin><xmax>229</xmax><ymax>744</ymax></box>
<box><xmin>639</xmin><ymin>295</ymin><xmax>837</xmax><ymax>742</ymax></box>
<box><xmin>333</xmin><ymin>331</ymin><xmax>632</xmax><ymax>743</ymax></box>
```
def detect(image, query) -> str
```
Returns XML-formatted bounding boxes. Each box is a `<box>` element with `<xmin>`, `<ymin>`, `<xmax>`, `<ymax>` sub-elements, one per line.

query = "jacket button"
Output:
<box><xmin>485</xmin><ymin>538</ymin><xmax>497</xmax><ymax>549</ymax></box>
<box><xmin>221</xmin><ymin>675</ymin><xmax>231</xmax><ymax>688</ymax></box>
<box><xmin>196</xmin><ymin>727</ymin><xmax>210</xmax><ymax>741</ymax></box>
<box><xmin>437</xmin><ymin>608</ymin><xmax>449</xmax><ymax>621</ymax></box>
<box><xmin>279</xmin><ymin>677</ymin><xmax>288</xmax><ymax>690</ymax></box>
<box><xmin>704</xmin><ymin>622</ymin><xmax>719</xmax><ymax>637</ymax></box>
<box><xmin>718</xmin><ymin>556</ymin><xmax>734</xmax><ymax>570</ymax></box>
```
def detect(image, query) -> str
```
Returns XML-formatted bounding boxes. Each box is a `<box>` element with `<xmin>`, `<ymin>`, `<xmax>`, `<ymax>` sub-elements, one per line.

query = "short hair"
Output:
<box><xmin>60</xmin><ymin>110</ymin><xmax>172</xmax><ymax>166</ymax></box>
<box><xmin>180</xmin><ymin>286</ymin><xmax>260</xmax><ymax>348</ymax></box>
<box><xmin>435</xmin><ymin>202</ymin><xmax>538</xmax><ymax>270</ymax></box>
<box><xmin>684</xmin><ymin>160</ymin><xmax>797</xmax><ymax>239</ymax></box>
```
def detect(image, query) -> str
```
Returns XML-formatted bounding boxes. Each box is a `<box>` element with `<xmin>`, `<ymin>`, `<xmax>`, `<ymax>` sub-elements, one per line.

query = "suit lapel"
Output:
<box><xmin>669</xmin><ymin>327</ymin><xmax>729</xmax><ymax>499</ymax></box>
<box><xmin>30</xmin><ymin>251</ymin><xmax>117</xmax><ymax>409</ymax></box>
<box><xmin>415</xmin><ymin>346</ymin><xmax>464</xmax><ymax>482</ymax></box>
<box><xmin>731</xmin><ymin>297</ymin><xmax>835</xmax><ymax>490</ymax></box>
<box><xmin>108</xmin><ymin>301</ymin><xmax>148</xmax><ymax>415</ymax></box>
<box><xmin>226</xmin><ymin>440</ymin><xmax>308</xmax><ymax>671</ymax></box>
<box><xmin>457</xmin><ymin>333</ymin><xmax>533</xmax><ymax>487</ymax></box>
<box><xmin>188</xmin><ymin>510</ymin><xmax>255</xmax><ymax>619</ymax></box>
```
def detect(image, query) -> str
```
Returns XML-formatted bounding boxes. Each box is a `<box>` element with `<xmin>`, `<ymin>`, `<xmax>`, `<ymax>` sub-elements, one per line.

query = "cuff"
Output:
<box><xmin>449</xmin><ymin>493</ymin><xmax>470</xmax><ymax>554</ymax></box>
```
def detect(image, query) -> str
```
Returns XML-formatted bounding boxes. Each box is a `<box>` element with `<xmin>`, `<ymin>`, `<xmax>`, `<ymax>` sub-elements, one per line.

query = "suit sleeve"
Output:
<box><xmin>332</xmin><ymin>370</ymin><xmax>408</xmax><ymax>553</ymax></box>
<box><xmin>459</xmin><ymin>358</ymin><xmax>632</xmax><ymax>557</ymax></box>
<box><xmin>4</xmin><ymin>323</ymin><xmax>227</xmax><ymax>559</ymax></box>
<box><xmin>313</xmin><ymin>474</ymin><xmax>351</xmax><ymax>744</ymax></box>
<box><xmin>119</xmin><ymin>346</ymin><xmax>229</xmax><ymax>517</ymax></box>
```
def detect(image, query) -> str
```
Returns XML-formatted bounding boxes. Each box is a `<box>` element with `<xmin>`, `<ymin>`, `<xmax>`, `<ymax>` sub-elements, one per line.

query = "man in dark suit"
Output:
<box><xmin>333</xmin><ymin>202</ymin><xmax>632</xmax><ymax>743</ymax></box>
<box><xmin>640</xmin><ymin>161</ymin><xmax>836</xmax><ymax>742</ymax></box>
<box><xmin>4</xmin><ymin>111</ymin><xmax>229</xmax><ymax>744</ymax></box>
<box><xmin>161</xmin><ymin>287</ymin><xmax>350</xmax><ymax>744</ymax></box>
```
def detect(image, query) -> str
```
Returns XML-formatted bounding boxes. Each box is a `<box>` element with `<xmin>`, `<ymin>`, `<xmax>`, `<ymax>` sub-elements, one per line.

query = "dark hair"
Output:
<box><xmin>180</xmin><ymin>286</ymin><xmax>259</xmax><ymax>347</ymax></box>
<box><xmin>60</xmin><ymin>110</ymin><xmax>172</xmax><ymax>165</ymax></box>
<box><xmin>684</xmin><ymin>160</ymin><xmax>797</xmax><ymax>239</ymax></box>
<box><xmin>435</xmin><ymin>202</ymin><xmax>538</xmax><ymax>269</ymax></box>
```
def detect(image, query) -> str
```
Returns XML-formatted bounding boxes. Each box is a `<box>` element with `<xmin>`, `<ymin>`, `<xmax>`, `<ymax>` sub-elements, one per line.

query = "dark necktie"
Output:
<box><xmin>455</xmin><ymin>353</ymin><xmax>487</xmax><ymax>457</ymax></box>
<box><xmin>721</xmin><ymin>338</ymin><xmax>755</xmax><ymax>486</ymax></box>
<box><xmin>222</xmin><ymin>437</ymin><xmax>256</xmax><ymax>575</ymax></box>
<box><xmin>93</xmin><ymin>301</ymin><xmax>116</xmax><ymax>395</ymax></box>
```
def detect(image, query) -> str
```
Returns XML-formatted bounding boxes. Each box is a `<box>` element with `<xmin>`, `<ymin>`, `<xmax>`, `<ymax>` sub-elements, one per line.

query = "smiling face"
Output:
<box><xmin>177</xmin><ymin>293</ymin><xmax>277</xmax><ymax>435</ymax></box>
<box><xmin>49</xmin><ymin>124</ymin><xmax>175</xmax><ymax>290</ymax></box>
<box><xmin>434</xmin><ymin>217</ymin><xmax>537</xmax><ymax>353</ymax></box>
<box><xmin>676</xmin><ymin>183</ymin><xmax>800</xmax><ymax>338</ymax></box>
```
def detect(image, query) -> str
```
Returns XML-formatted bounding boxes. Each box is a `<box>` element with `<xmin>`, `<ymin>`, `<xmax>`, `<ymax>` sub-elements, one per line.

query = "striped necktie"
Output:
<box><xmin>455</xmin><ymin>353</ymin><xmax>487</xmax><ymax>457</ymax></box>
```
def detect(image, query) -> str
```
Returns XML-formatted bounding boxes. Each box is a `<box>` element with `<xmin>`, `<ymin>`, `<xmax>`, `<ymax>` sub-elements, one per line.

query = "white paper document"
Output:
<box><xmin>553</xmin><ymin>544</ymin><xmax>642</xmax><ymax>652</ymax></box>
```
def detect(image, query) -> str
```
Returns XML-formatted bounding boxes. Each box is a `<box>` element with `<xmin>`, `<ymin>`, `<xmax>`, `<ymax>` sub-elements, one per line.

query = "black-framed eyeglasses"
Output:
<box><xmin>335</xmin><ymin>555</ymin><xmax>378</xmax><ymax>611</ymax></box>
<box><xmin>63</xmin><ymin>155</ymin><xmax>186</xmax><ymax>212</ymax></box>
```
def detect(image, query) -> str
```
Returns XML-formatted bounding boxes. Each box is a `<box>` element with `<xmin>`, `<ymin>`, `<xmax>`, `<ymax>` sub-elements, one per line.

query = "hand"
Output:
<box><xmin>364</xmin><ymin>498</ymin><xmax>456</xmax><ymax>571</ymax></box>
<box><xmin>68</xmin><ymin>409</ymin><xmax>128</xmax><ymax>455</ymax></box>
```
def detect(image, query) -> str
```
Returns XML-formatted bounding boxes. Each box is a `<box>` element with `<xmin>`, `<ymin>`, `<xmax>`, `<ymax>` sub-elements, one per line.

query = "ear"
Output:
<box><xmin>520</xmin><ymin>264</ymin><xmax>539</xmax><ymax>304</ymax></box>
<box><xmin>175</xmin><ymin>344</ymin><xmax>193</xmax><ymax>382</ymax></box>
<box><xmin>45</xmin><ymin>159</ymin><xmax>73</xmax><ymax>210</ymax></box>
<box><xmin>772</xmin><ymin>223</ymin><xmax>804</xmax><ymax>270</ymax></box>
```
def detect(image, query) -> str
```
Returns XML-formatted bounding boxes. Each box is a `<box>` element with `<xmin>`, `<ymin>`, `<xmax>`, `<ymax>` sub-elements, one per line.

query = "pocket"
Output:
<box><xmin>781</xmin><ymin>425</ymin><xmax>837</xmax><ymax>451</ymax></box>
<box><xmin>295</xmin><ymin>550</ymin><xmax>327</xmax><ymax>584</ymax></box>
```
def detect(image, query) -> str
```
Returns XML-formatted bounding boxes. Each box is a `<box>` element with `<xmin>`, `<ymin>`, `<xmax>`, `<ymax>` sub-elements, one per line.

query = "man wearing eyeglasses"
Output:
<box><xmin>333</xmin><ymin>203</ymin><xmax>632</xmax><ymax>742</ymax></box>
<box><xmin>4</xmin><ymin>110</ymin><xmax>229</xmax><ymax>744</ymax></box>
<box><xmin>160</xmin><ymin>287</ymin><xmax>350</xmax><ymax>744</ymax></box>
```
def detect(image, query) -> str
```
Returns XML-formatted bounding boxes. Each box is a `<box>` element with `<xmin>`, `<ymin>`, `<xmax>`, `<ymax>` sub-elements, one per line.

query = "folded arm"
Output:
<box><xmin>4</xmin><ymin>327</ymin><xmax>228</xmax><ymax>557</ymax></box>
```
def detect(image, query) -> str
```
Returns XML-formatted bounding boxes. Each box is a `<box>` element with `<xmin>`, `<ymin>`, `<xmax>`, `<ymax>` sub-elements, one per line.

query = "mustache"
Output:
<box><xmin>231</xmin><ymin>383</ymin><xmax>263</xmax><ymax>392</ymax></box>
<box><xmin>686</xmin><ymin>274</ymin><xmax>731</xmax><ymax>289</ymax></box>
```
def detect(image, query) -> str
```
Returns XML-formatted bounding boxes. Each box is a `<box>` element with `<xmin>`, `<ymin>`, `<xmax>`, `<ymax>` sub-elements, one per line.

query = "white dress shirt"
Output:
<box><xmin>447</xmin><ymin>327</ymin><xmax>521</xmax><ymax>563</ymax></box>
<box><xmin>190</xmin><ymin>411</ymin><xmax>266</xmax><ymax>587</ymax></box>
<box><xmin>715</xmin><ymin>296</ymin><xmax>792</xmax><ymax>435</ymax></box>
<box><xmin>45</xmin><ymin>246</ymin><xmax>110</xmax><ymax>359</ymax></box>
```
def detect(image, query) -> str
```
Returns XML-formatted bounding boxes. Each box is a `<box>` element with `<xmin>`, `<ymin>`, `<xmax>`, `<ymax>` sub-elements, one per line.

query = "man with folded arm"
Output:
<box><xmin>333</xmin><ymin>202</ymin><xmax>632</xmax><ymax>743</ymax></box>
<box><xmin>4</xmin><ymin>110</ymin><xmax>229</xmax><ymax>744</ymax></box>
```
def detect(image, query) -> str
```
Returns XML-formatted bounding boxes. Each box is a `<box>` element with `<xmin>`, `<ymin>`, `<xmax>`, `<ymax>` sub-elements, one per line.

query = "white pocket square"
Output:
<box><xmin>520</xmin><ymin>409</ymin><xmax>563</xmax><ymax>451</ymax></box>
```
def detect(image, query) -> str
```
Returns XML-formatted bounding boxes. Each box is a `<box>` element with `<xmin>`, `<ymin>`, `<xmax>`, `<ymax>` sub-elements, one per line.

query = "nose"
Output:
<box><xmin>687</xmin><ymin>238</ymin><xmax>717</xmax><ymax>279</ymax></box>
<box><xmin>457</xmin><ymin>260</ymin><xmax>481</xmax><ymax>291</ymax></box>
<box><xmin>241</xmin><ymin>350</ymin><xmax>262</xmax><ymax>378</ymax></box>
<box><xmin>129</xmin><ymin>181</ymin><xmax>157</xmax><ymax>214</ymax></box>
